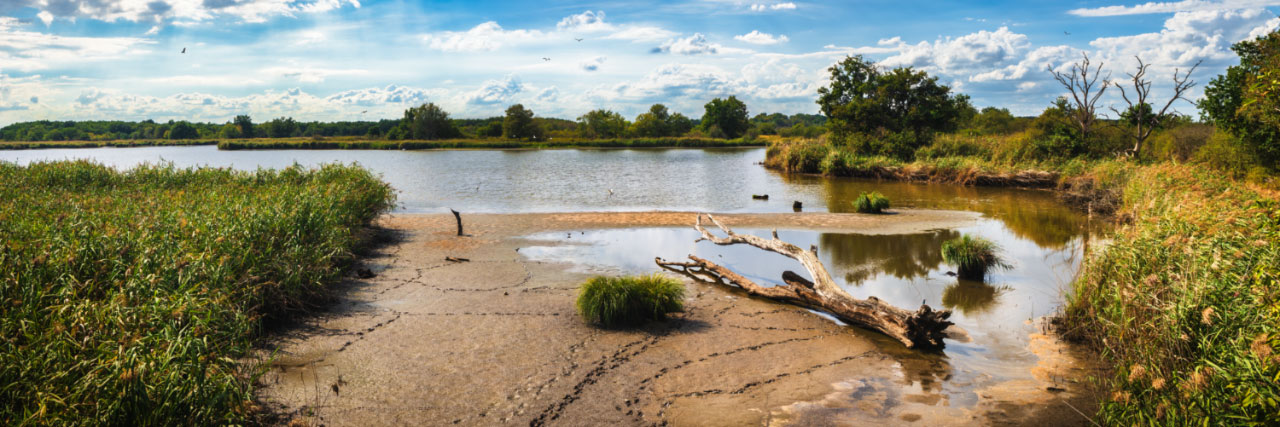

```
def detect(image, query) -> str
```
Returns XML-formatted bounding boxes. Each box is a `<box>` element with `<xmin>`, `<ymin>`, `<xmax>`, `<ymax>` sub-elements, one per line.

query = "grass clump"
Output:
<box><xmin>853</xmin><ymin>191</ymin><xmax>891</xmax><ymax>214</ymax></box>
<box><xmin>941</xmin><ymin>234</ymin><xmax>1011</xmax><ymax>280</ymax></box>
<box><xmin>0</xmin><ymin>160</ymin><xmax>395</xmax><ymax>425</ymax></box>
<box><xmin>1060</xmin><ymin>164</ymin><xmax>1280</xmax><ymax>425</ymax></box>
<box><xmin>576</xmin><ymin>274</ymin><xmax>685</xmax><ymax>327</ymax></box>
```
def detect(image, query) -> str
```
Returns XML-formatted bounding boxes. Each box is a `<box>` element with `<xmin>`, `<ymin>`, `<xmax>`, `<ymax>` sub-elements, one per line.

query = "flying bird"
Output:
<box><xmin>542</xmin><ymin>57</ymin><xmax>551</xmax><ymax>62</ymax></box>
<box><xmin>575</xmin><ymin>38</ymin><xmax>583</xmax><ymax>42</ymax></box>
<box><xmin>181</xmin><ymin>47</ymin><xmax>186</xmax><ymax>54</ymax></box>
<box><xmin>1063</xmin><ymin>31</ymin><xmax>1070</xmax><ymax>36</ymax></box>
<box><xmin>360</xmin><ymin>110</ymin><xmax>367</xmax><ymax>114</ymax></box>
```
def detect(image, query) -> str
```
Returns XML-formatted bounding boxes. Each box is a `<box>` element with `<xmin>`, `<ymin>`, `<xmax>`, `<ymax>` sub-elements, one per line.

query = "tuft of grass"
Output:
<box><xmin>0</xmin><ymin>160</ymin><xmax>396</xmax><ymax>425</ymax></box>
<box><xmin>576</xmin><ymin>274</ymin><xmax>685</xmax><ymax>327</ymax></box>
<box><xmin>853</xmin><ymin>191</ymin><xmax>891</xmax><ymax>214</ymax></box>
<box><xmin>941</xmin><ymin>234</ymin><xmax>1012</xmax><ymax>281</ymax></box>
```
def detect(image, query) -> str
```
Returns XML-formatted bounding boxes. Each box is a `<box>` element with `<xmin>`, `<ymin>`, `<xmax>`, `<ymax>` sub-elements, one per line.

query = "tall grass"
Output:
<box><xmin>576</xmin><ymin>275</ymin><xmax>685</xmax><ymax>328</ymax></box>
<box><xmin>940</xmin><ymin>235</ymin><xmax>1011</xmax><ymax>281</ymax></box>
<box><xmin>1060</xmin><ymin>164</ymin><xmax>1279</xmax><ymax>424</ymax></box>
<box><xmin>0</xmin><ymin>160</ymin><xmax>396</xmax><ymax>425</ymax></box>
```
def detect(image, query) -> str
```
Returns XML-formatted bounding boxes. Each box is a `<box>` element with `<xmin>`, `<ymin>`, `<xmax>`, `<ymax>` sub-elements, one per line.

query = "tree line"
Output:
<box><xmin>0</xmin><ymin>99</ymin><xmax>825</xmax><ymax>142</ymax></box>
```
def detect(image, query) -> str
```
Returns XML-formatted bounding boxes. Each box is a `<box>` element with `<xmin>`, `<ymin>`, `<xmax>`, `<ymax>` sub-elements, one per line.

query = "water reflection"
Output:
<box><xmin>820</xmin><ymin>230</ymin><xmax>959</xmax><ymax>284</ymax></box>
<box><xmin>942</xmin><ymin>280</ymin><xmax>1011</xmax><ymax>315</ymax></box>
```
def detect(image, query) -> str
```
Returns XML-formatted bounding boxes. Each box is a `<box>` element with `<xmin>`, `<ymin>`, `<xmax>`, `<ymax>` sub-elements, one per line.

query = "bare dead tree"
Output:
<box><xmin>1110</xmin><ymin>56</ymin><xmax>1202</xmax><ymax>157</ymax></box>
<box><xmin>1048</xmin><ymin>54</ymin><xmax>1111</xmax><ymax>140</ymax></box>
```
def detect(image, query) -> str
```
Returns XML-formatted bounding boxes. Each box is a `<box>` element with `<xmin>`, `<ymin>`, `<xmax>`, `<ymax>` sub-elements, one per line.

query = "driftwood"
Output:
<box><xmin>445</xmin><ymin>256</ymin><xmax>470</xmax><ymax>263</ymax></box>
<box><xmin>655</xmin><ymin>214</ymin><xmax>963</xmax><ymax>350</ymax></box>
<box><xmin>449</xmin><ymin>208</ymin><xmax>464</xmax><ymax>236</ymax></box>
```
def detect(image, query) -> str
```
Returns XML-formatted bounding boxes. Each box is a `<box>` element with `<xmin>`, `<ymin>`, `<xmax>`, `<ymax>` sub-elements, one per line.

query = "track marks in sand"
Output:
<box><xmin>528</xmin><ymin>336</ymin><xmax>660</xmax><ymax>427</ymax></box>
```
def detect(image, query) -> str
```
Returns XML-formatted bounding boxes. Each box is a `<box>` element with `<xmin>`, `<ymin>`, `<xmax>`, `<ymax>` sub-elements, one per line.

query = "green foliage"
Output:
<box><xmin>261</xmin><ymin>117</ymin><xmax>299</xmax><ymax>138</ymax></box>
<box><xmin>1148</xmin><ymin>123</ymin><xmax>1214</xmax><ymax>162</ymax></box>
<box><xmin>965</xmin><ymin>107</ymin><xmax>1021</xmax><ymax>135</ymax></box>
<box><xmin>701</xmin><ymin>96</ymin><xmax>750</xmax><ymax>139</ymax></box>
<box><xmin>1061</xmin><ymin>164</ymin><xmax>1280</xmax><ymax>425</ymax></box>
<box><xmin>816</xmin><ymin>55</ymin><xmax>970</xmax><ymax>159</ymax></box>
<box><xmin>852</xmin><ymin>191</ymin><xmax>890</xmax><ymax>214</ymax></box>
<box><xmin>577</xmin><ymin>109</ymin><xmax>629</xmax><ymax>138</ymax></box>
<box><xmin>1194</xmin><ymin>128</ymin><xmax>1261</xmax><ymax>177</ymax></box>
<box><xmin>403</xmin><ymin>103</ymin><xmax>462</xmax><ymax>140</ymax></box>
<box><xmin>941</xmin><ymin>235</ymin><xmax>1011</xmax><ymax>280</ymax></box>
<box><xmin>575</xmin><ymin>274</ymin><xmax>685</xmax><ymax>327</ymax></box>
<box><xmin>914</xmin><ymin>133</ymin><xmax>992</xmax><ymax>159</ymax></box>
<box><xmin>502</xmin><ymin>104</ymin><xmax>544</xmax><ymax>140</ymax></box>
<box><xmin>1199</xmin><ymin>30</ymin><xmax>1280</xmax><ymax>168</ymax></box>
<box><xmin>232</xmin><ymin>115</ymin><xmax>253</xmax><ymax>138</ymax></box>
<box><xmin>214</xmin><ymin>136</ymin><xmax>763</xmax><ymax>150</ymax></box>
<box><xmin>167</xmin><ymin>121</ymin><xmax>198</xmax><ymax>139</ymax></box>
<box><xmin>630</xmin><ymin>104</ymin><xmax>694</xmax><ymax>137</ymax></box>
<box><xmin>0</xmin><ymin>161</ymin><xmax>396</xmax><ymax>425</ymax></box>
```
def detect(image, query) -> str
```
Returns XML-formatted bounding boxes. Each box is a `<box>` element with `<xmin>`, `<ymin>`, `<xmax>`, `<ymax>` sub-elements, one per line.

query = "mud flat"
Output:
<box><xmin>256</xmin><ymin>211</ymin><xmax>1101</xmax><ymax>426</ymax></box>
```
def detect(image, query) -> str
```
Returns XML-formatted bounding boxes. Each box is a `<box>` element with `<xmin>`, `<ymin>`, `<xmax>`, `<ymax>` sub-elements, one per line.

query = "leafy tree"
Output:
<box><xmin>970</xmin><ymin>107</ymin><xmax>1017</xmax><ymax>135</ymax></box>
<box><xmin>577</xmin><ymin>109</ymin><xmax>629</xmax><ymax>138</ymax></box>
<box><xmin>502</xmin><ymin>104</ymin><xmax>544</xmax><ymax>140</ymax></box>
<box><xmin>816</xmin><ymin>55</ymin><xmax>969</xmax><ymax>157</ymax></box>
<box><xmin>632</xmin><ymin>104</ymin><xmax>671</xmax><ymax>137</ymax></box>
<box><xmin>168</xmin><ymin>121</ymin><xmax>198</xmax><ymax>139</ymax></box>
<box><xmin>261</xmin><ymin>117</ymin><xmax>299</xmax><ymax>138</ymax></box>
<box><xmin>1201</xmin><ymin>30</ymin><xmax>1280</xmax><ymax>166</ymax></box>
<box><xmin>701</xmin><ymin>96</ymin><xmax>749</xmax><ymax>138</ymax></box>
<box><xmin>403</xmin><ymin>103</ymin><xmax>461</xmax><ymax>140</ymax></box>
<box><xmin>233</xmin><ymin>115</ymin><xmax>253</xmax><ymax>138</ymax></box>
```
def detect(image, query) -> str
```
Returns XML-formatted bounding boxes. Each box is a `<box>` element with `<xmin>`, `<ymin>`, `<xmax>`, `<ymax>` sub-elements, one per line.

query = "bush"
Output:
<box><xmin>1148</xmin><ymin>123</ymin><xmax>1213</xmax><ymax>162</ymax></box>
<box><xmin>941</xmin><ymin>235</ymin><xmax>1011</xmax><ymax>280</ymax></box>
<box><xmin>853</xmin><ymin>191</ymin><xmax>890</xmax><ymax>213</ymax></box>
<box><xmin>576</xmin><ymin>274</ymin><xmax>685</xmax><ymax>327</ymax></box>
<box><xmin>1194</xmin><ymin>128</ymin><xmax>1260</xmax><ymax>178</ymax></box>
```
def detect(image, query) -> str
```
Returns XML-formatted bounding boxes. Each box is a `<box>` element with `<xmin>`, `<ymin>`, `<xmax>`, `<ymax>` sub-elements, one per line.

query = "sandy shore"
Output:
<box><xmin>256</xmin><ymin>210</ymin><xmax>1099</xmax><ymax>426</ymax></box>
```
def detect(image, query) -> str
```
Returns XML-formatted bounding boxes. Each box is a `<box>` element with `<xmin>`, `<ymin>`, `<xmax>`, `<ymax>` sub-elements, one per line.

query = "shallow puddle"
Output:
<box><xmin>520</xmin><ymin>217</ymin><xmax>1103</xmax><ymax>423</ymax></box>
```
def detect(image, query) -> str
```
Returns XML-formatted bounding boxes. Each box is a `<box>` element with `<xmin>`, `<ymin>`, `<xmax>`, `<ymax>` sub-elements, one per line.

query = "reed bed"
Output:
<box><xmin>1060</xmin><ymin>164</ymin><xmax>1279</xmax><ymax>424</ymax></box>
<box><xmin>0</xmin><ymin>160</ymin><xmax>395</xmax><ymax>425</ymax></box>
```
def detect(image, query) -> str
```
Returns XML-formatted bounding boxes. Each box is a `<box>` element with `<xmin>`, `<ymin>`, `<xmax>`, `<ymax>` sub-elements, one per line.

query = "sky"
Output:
<box><xmin>0</xmin><ymin>0</ymin><xmax>1277</xmax><ymax>126</ymax></box>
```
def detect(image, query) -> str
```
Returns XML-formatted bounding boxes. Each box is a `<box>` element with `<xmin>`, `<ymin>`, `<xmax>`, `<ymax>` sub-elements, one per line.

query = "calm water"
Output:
<box><xmin>0</xmin><ymin>145</ymin><xmax>1095</xmax><ymax>247</ymax></box>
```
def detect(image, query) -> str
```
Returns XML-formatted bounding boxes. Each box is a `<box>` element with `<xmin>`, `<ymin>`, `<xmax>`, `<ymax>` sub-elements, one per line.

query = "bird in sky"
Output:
<box><xmin>360</xmin><ymin>110</ymin><xmax>367</xmax><ymax>114</ymax></box>
<box><xmin>574</xmin><ymin>38</ymin><xmax>583</xmax><ymax>42</ymax></box>
<box><xmin>542</xmin><ymin>57</ymin><xmax>551</xmax><ymax>62</ymax></box>
<box><xmin>181</xmin><ymin>47</ymin><xmax>186</xmax><ymax>53</ymax></box>
<box><xmin>1063</xmin><ymin>31</ymin><xmax>1070</xmax><ymax>36</ymax></box>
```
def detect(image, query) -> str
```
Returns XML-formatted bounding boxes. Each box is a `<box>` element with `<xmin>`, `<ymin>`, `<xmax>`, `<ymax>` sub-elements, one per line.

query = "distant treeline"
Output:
<box><xmin>0</xmin><ymin>101</ymin><xmax>828</xmax><ymax>143</ymax></box>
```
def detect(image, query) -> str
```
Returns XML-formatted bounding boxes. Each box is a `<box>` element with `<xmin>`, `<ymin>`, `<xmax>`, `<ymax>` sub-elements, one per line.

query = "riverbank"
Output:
<box><xmin>764</xmin><ymin>139</ymin><xmax>1280</xmax><ymax>423</ymax></box>
<box><xmin>0</xmin><ymin>161</ymin><xmax>395</xmax><ymax>425</ymax></box>
<box><xmin>0</xmin><ymin>139</ymin><xmax>219</xmax><ymax>150</ymax></box>
<box><xmin>257</xmin><ymin>211</ymin><xmax>1102</xmax><ymax>426</ymax></box>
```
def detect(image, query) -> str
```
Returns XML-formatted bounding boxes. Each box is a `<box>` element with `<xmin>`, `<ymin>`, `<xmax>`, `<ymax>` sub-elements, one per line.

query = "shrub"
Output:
<box><xmin>576</xmin><ymin>274</ymin><xmax>685</xmax><ymax>327</ymax></box>
<box><xmin>1147</xmin><ymin>123</ymin><xmax>1213</xmax><ymax>162</ymax></box>
<box><xmin>853</xmin><ymin>191</ymin><xmax>890</xmax><ymax>213</ymax></box>
<box><xmin>1194</xmin><ymin>128</ymin><xmax>1261</xmax><ymax>178</ymax></box>
<box><xmin>941</xmin><ymin>235</ymin><xmax>1011</xmax><ymax>280</ymax></box>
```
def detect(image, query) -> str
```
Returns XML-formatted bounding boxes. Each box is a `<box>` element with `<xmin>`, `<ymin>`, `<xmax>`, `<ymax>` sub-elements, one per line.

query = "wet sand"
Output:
<box><xmin>256</xmin><ymin>211</ymin><xmax>1101</xmax><ymax>426</ymax></box>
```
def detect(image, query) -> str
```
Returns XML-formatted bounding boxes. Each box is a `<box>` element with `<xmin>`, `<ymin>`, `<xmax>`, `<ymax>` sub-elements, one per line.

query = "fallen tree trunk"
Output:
<box><xmin>655</xmin><ymin>214</ymin><xmax>963</xmax><ymax>350</ymax></box>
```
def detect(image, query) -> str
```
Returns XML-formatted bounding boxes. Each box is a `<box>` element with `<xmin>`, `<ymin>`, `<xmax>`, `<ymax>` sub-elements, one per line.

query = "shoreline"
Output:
<box><xmin>256</xmin><ymin>211</ymin><xmax>1100</xmax><ymax>426</ymax></box>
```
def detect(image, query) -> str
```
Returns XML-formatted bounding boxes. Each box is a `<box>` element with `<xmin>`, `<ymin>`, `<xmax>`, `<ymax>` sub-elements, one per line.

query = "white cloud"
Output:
<box><xmin>1090</xmin><ymin>9</ymin><xmax>1278</xmax><ymax>69</ymax></box>
<box><xmin>579</xmin><ymin>56</ymin><xmax>606</xmax><ymax>72</ymax></box>
<box><xmin>1068</xmin><ymin>0</ymin><xmax>1280</xmax><ymax>17</ymax></box>
<box><xmin>466</xmin><ymin>75</ymin><xmax>526</xmax><ymax>105</ymax></box>
<box><xmin>0</xmin><ymin>17</ymin><xmax>153</xmax><ymax>72</ymax></box>
<box><xmin>653</xmin><ymin>33</ymin><xmax>720</xmax><ymax>55</ymax></box>
<box><xmin>604</xmin><ymin>26</ymin><xmax>678</xmax><ymax>42</ymax></box>
<box><xmin>423</xmin><ymin>21</ymin><xmax>546</xmax><ymax>52</ymax></box>
<box><xmin>261</xmin><ymin>66</ymin><xmax>367</xmax><ymax>83</ymax></box>
<box><xmin>557</xmin><ymin>10</ymin><xmax>613</xmax><ymax>32</ymax></box>
<box><xmin>325</xmin><ymin>84</ymin><xmax>446</xmax><ymax>107</ymax></box>
<box><xmin>13</xmin><ymin>0</ymin><xmax>361</xmax><ymax>25</ymax></box>
<box><xmin>750</xmin><ymin>2</ymin><xmax>797</xmax><ymax>12</ymax></box>
<box><xmin>880</xmin><ymin>27</ymin><xmax>1033</xmax><ymax>76</ymax></box>
<box><xmin>735</xmin><ymin>30</ymin><xmax>789</xmax><ymax>45</ymax></box>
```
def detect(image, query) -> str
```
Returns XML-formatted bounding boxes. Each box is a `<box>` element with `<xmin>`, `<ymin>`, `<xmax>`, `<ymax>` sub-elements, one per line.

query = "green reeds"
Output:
<box><xmin>941</xmin><ymin>234</ymin><xmax>1011</xmax><ymax>280</ymax></box>
<box><xmin>576</xmin><ymin>274</ymin><xmax>685</xmax><ymax>327</ymax></box>
<box><xmin>853</xmin><ymin>191</ymin><xmax>891</xmax><ymax>214</ymax></box>
<box><xmin>0</xmin><ymin>160</ymin><xmax>395</xmax><ymax>425</ymax></box>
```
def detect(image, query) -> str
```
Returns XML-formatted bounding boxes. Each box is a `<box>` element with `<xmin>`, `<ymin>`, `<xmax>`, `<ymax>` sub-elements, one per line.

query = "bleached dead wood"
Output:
<box><xmin>655</xmin><ymin>214</ymin><xmax>963</xmax><ymax>350</ymax></box>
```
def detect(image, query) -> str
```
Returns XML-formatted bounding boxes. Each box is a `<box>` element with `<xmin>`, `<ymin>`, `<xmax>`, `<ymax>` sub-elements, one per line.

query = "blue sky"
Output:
<box><xmin>0</xmin><ymin>0</ymin><xmax>1277</xmax><ymax>125</ymax></box>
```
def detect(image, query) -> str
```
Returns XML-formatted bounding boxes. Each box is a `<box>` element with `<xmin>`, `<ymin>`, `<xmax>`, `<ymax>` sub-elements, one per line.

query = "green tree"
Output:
<box><xmin>233</xmin><ymin>115</ymin><xmax>253</xmax><ymax>138</ymax></box>
<box><xmin>1201</xmin><ymin>30</ymin><xmax>1280</xmax><ymax>166</ymax></box>
<box><xmin>502</xmin><ymin>104</ymin><xmax>543</xmax><ymax>140</ymax></box>
<box><xmin>168</xmin><ymin>121</ymin><xmax>198</xmax><ymax>139</ymax></box>
<box><xmin>577</xmin><ymin>109</ymin><xmax>629</xmax><ymax>138</ymax></box>
<box><xmin>631</xmin><ymin>104</ymin><xmax>671</xmax><ymax>137</ymax></box>
<box><xmin>403</xmin><ymin>103</ymin><xmax>461</xmax><ymax>140</ymax></box>
<box><xmin>971</xmin><ymin>107</ymin><xmax>1016</xmax><ymax>135</ymax></box>
<box><xmin>701</xmin><ymin>96</ymin><xmax>749</xmax><ymax>138</ymax></box>
<box><xmin>817</xmin><ymin>55</ymin><xmax>969</xmax><ymax>158</ymax></box>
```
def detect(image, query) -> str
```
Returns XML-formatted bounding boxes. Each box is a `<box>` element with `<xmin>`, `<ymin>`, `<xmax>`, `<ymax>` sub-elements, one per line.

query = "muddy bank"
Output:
<box><xmin>256</xmin><ymin>211</ymin><xmax>1101</xmax><ymax>426</ymax></box>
